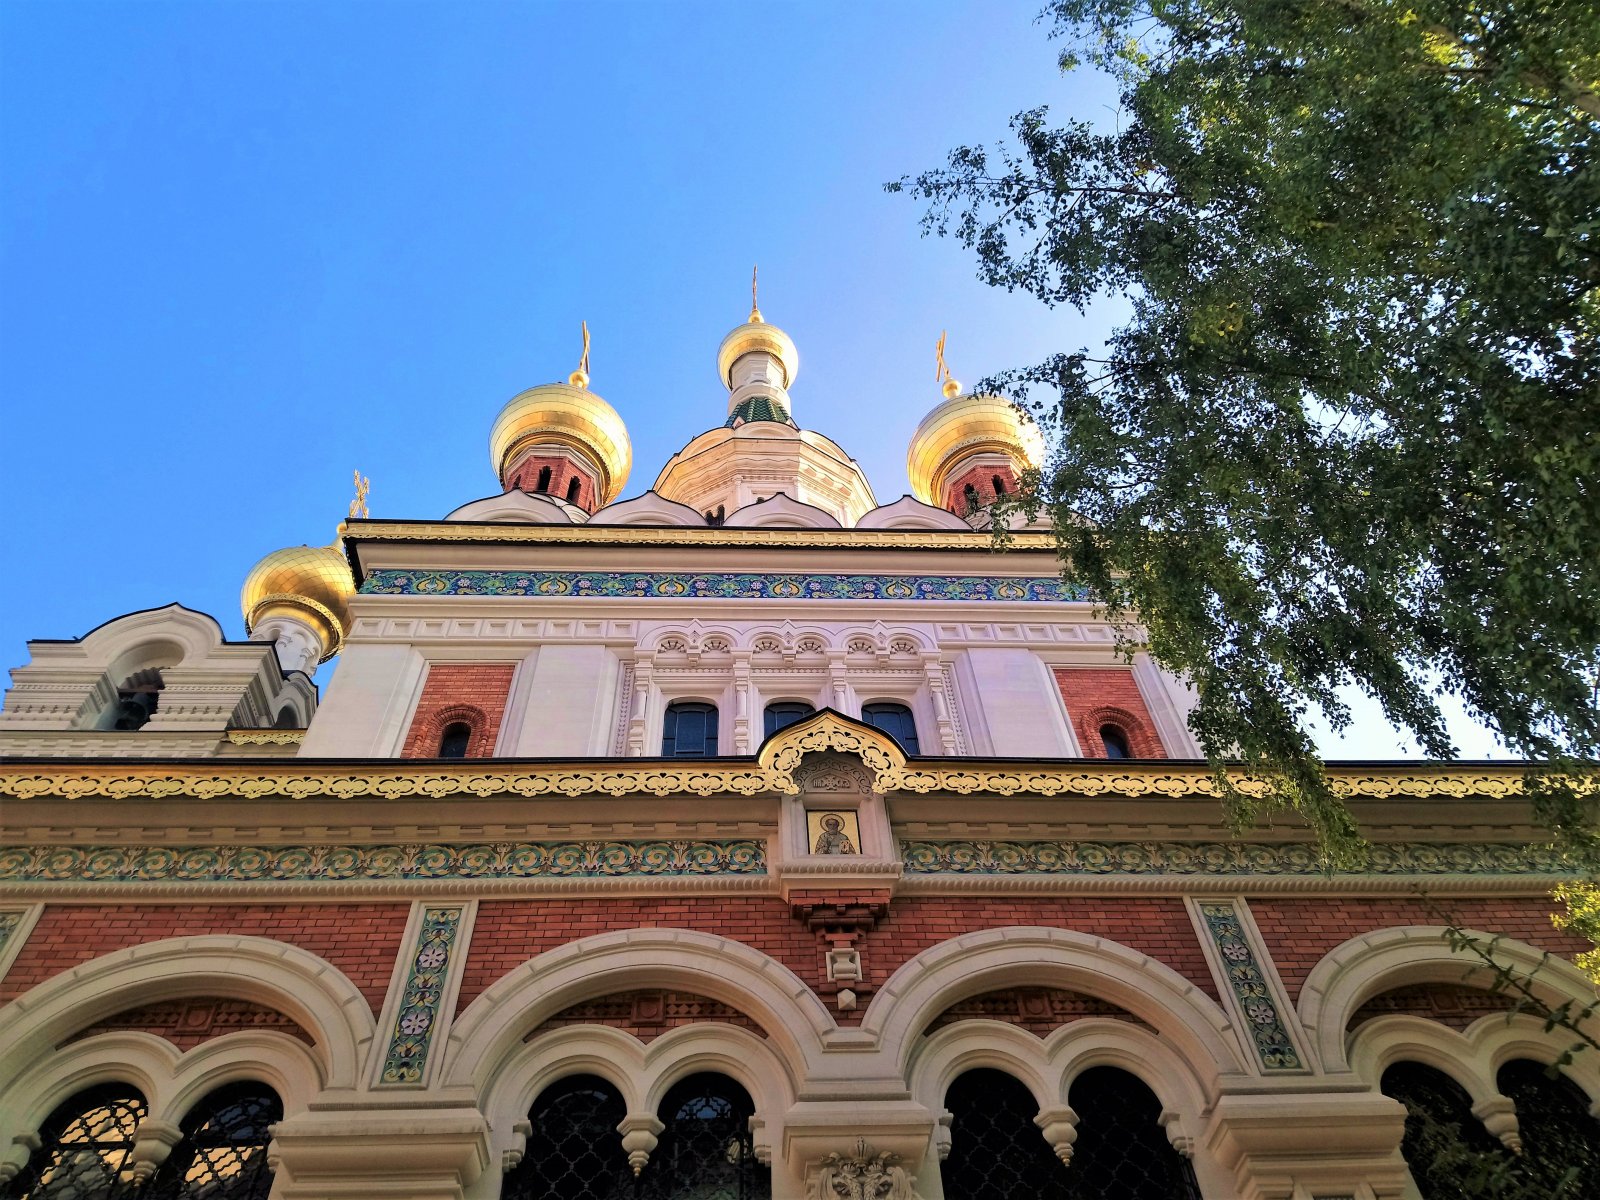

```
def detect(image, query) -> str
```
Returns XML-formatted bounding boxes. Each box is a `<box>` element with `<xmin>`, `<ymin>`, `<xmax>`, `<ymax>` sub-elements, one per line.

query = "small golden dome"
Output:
<box><xmin>717</xmin><ymin>316</ymin><xmax>799</xmax><ymax>389</ymax></box>
<box><xmin>240</xmin><ymin>543</ymin><xmax>356</xmax><ymax>662</ymax></box>
<box><xmin>488</xmin><ymin>380</ymin><xmax>633</xmax><ymax>504</ymax></box>
<box><xmin>907</xmin><ymin>391</ymin><xmax>1046</xmax><ymax>506</ymax></box>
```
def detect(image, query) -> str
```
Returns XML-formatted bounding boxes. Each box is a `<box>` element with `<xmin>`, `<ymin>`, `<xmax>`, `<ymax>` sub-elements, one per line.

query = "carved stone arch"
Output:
<box><xmin>74</xmin><ymin>605</ymin><xmax>229</xmax><ymax>667</ymax></box>
<box><xmin>1046</xmin><ymin>1020</ymin><xmax>1216</xmax><ymax>1131</ymax></box>
<box><xmin>911</xmin><ymin>1020</ymin><xmax>1057</xmax><ymax>1115</ymax></box>
<box><xmin>863</xmin><ymin>927</ymin><xmax>1246</xmax><ymax>1086</ymax></box>
<box><xmin>638</xmin><ymin>1023</ymin><xmax>794</xmax><ymax>1128</ymax></box>
<box><xmin>1299</xmin><ymin>926</ymin><xmax>1599</xmax><ymax>1074</ymax></box>
<box><xmin>854</xmin><ymin>495</ymin><xmax>972</xmax><ymax>531</ymax></box>
<box><xmin>444</xmin><ymin>490</ymin><xmax>586</xmax><ymax>524</ymax></box>
<box><xmin>0</xmin><ymin>935</ymin><xmax>376</xmax><ymax>1108</ymax></box>
<box><xmin>587</xmin><ymin>490</ymin><xmax>706</xmax><ymax>526</ymax></box>
<box><xmin>160</xmin><ymin>1031</ymin><xmax>324</xmax><ymax>1125</ymax></box>
<box><xmin>442</xmin><ymin>929</ymin><xmax>836</xmax><ymax>1098</ymax></box>
<box><xmin>0</xmin><ymin>1032</ymin><xmax>179</xmax><ymax>1142</ymax></box>
<box><xmin>407</xmin><ymin>702</ymin><xmax>493</xmax><ymax>758</ymax></box>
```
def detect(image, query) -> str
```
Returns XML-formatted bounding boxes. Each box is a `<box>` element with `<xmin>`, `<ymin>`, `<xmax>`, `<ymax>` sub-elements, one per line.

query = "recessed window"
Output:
<box><xmin>566</xmin><ymin>476</ymin><xmax>582</xmax><ymax>504</ymax></box>
<box><xmin>1100</xmin><ymin>724</ymin><xmax>1132</xmax><ymax>759</ymax></box>
<box><xmin>763</xmin><ymin>701</ymin><xmax>814</xmax><ymax>738</ymax></box>
<box><xmin>862</xmin><ymin>702</ymin><xmax>920</xmax><ymax>754</ymax></box>
<box><xmin>963</xmin><ymin>483</ymin><xmax>979</xmax><ymax>511</ymax></box>
<box><xmin>992</xmin><ymin>474</ymin><xmax>1007</xmax><ymax>495</ymax></box>
<box><xmin>438</xmin><ymin>722</ymin><xmax>473</xmax><ymax>759</ymax></box>
<box><xmin>663</xmin><ymin>702</ymin><xmax>719</xmax><ymax>757</ymax></box>
<box><xmin>535</xmin><ymin>466</ymin><xmax>552</xmax><ymax>493</ymax></box>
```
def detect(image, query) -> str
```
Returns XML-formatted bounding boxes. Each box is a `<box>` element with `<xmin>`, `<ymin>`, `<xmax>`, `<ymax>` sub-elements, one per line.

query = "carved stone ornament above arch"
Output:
<box><xmin>756</xmin><ymin>709</ymin><xmax>906</xmax><ymax>794</ymax></box>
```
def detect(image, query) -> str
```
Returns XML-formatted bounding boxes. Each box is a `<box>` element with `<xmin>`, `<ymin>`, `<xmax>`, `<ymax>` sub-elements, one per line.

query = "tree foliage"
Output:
<box><xmin>891</xmin><ymin>0</ymin><xmax>1599</xmax><ymax>860</ymax></box>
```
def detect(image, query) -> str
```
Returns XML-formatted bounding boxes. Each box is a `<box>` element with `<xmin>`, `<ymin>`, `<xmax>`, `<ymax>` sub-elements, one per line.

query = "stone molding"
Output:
<box><xmin>0</xmin><ymin>934</ymin><xmax>376</xmax><ymax>1106</ymax></box>
<box><xmin>1297</xmin><ymin>925</ymin><xmax>1600</xmax><ymax>1075</ymax></box>
<box><xmin>371</xmin><ymin>901</ymin><xmax>477</xmax><ymax>1089</ymax></box>
<box><xmin>0</xmin><ymin>905</ymin><xmax>42</xmax><ymax>983</ymax></box>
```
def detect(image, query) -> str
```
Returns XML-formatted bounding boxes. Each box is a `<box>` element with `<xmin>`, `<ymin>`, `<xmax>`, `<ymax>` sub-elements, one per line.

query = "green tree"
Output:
<box><xmin>891</xmin><ymin>0</ymin><xmax>1599</xmax><ymax>862</ymax></box>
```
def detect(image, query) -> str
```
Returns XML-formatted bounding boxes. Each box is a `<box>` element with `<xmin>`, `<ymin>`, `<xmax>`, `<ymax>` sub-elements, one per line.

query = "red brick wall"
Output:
<box><xmin>401</xmin><ymin>663</ymin><xmax>517</xmax><ymax>758</ymax></box>
<box><xmin>65</xmin><ymin>996</ymin><xmax>315</xmax><ymax>1049</ymax></box>
<box><xmin>459</xmin><ymin>895</ymin><xmax>1215</xmax><ymax>1025</ymax></box>
<box><xmin>1249</xmin><ymin>896</ymin><xmax>1593</xmax><ymax>1001</ymax></box>
<box><xmin>1052</xmin><ymin>667</ymin><xmax>1166</xmax><ymax>758</ymax></box>
<box><xmin>505</xmin><ymin>451</ymin><xmax>598</xmax><ymax>513</ymax></box>
<box><xmin>0</xmin><ymin>904</ymin><xmax>409</xmax><ymax>1013</ymax></box>
<box><xmin>943</xmin><ymin>462</ymin><xmax>1020</xmax><ymax>514</ymax></box>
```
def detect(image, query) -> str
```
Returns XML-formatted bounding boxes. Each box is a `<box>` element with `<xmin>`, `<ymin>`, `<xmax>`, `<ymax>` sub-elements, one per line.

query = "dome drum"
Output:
<box><xmin>489</xmin><ymin>381</ymin><xmax>632</xmax><ymax>506</ymax></box>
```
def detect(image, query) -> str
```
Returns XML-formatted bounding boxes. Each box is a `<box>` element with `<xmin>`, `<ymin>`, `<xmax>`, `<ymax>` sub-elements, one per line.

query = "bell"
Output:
<box><xmin>112</xmin><ymin>691</ymin><xmax>158</xmax><ymax>731</ymax></box>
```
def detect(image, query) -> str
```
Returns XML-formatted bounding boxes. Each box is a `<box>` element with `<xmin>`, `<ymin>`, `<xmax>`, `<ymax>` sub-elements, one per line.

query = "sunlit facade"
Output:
<box><xmin>1</xmin><ymin>305</ymin><xmax>1596</xmax><ymax>1200</ymax></box>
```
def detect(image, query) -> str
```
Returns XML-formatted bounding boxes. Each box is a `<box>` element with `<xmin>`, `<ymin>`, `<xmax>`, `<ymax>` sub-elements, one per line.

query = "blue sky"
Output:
<box><xmin>0</xmin><ymin>1</ymin><xmax>1504</xmax><ymax>758</ymax></box>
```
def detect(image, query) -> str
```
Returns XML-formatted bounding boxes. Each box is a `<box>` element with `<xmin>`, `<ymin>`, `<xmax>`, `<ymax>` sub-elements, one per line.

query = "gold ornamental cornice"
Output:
<box><xmin>339</xmin><ymin>519</ymin><xmax>1062</xmax><ymax>553</ymax></box>
<box><xmin>224</xmin><ymin>729</ymin><xmax>307</xmax><ymax>746</ymax></box>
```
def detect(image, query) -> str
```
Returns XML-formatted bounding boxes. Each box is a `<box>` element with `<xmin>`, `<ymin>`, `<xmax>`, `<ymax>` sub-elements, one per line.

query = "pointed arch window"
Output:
<box><xmin>566</xmin><ymin>476</ymin><xmax>583</xmax><ymax>504</ymax></box>
<box><xmin>535</xmin><ymin>466</ymin><xmax>553</xmax><ymax>493</ymax></box>
<box><xmin>148</xmin><ymin>1083</ymin><xmax>280</xmax><ymax>1200</ymax></box>
<box><xmin>5</xmin><ymin>1084</ymin><xmax>146</xmax><ymax>1200</ymax></box>
<box><xmin>638</xmin><ymin>1073</ymin><xmax>766</xmax><ymax>1199</ymax></box>
<box><xmin>992</xmin><ymin>475</ymin><xmax>1007</xmax><ymax>495</ymax></box>
<box><xmin>663</xmin><ymin>702</ymin><xmax>718</xmax><ymax>757</ymax></box>
<box><xmin>501</xmin><ymin>1075</ymin><xmax>632</xmax><ymax>1200</ymax></box>
<box><xmin>861</xmin><ymin>702</ymin><xmax>920</xmax><ymax>754</ymax></box>
<box><xmin>763</xmin><ymin>701</ymin><xmax>814</xmax><ymax>739</ymax></box>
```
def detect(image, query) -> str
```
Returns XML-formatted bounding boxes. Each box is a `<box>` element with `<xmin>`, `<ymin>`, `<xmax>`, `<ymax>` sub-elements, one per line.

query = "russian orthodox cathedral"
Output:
<box><xmin>0</xmin><ymin>293</ymin><xmax>1595</xmax><ymax>1200</ymax></box>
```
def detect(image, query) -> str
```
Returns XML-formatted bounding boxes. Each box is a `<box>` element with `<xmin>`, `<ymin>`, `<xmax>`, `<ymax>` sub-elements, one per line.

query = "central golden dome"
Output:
<box><xmin>907</xmin><ymin>391</ymin><xmax>1046</xmax><ymax>506</ymax></box>
<box><xmin>240</xmin><ymin>543</ymin><xmax>356</xmax><ymax>662</ymax></box>
<box><xmin>488</xmin><ymin>380</ymin><xmax>633</xmax><ymax>504</ymax></box>
<box><xmin>717</xmin><ymin>315</ymin><xmax>799</xmax><ymax>389</ymax></box>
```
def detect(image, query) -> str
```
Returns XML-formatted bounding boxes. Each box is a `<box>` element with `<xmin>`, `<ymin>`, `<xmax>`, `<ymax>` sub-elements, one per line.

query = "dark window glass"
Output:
<box><xmin>963</xmin><ymin>483</ymin><xmax>979</xmax><ymax>511</ymax></box>
<box><xmin>535</xmin><ymin>466</ymin><xmax>552</xmax><ymax>493</ymax></box>
<box><xmin>763</xmin><ymin>702</ymin><xmax>814</xmax><ymax>738</ymax></box>
<box><xmin>1100</xmin><ymin>724</ymin><xmax>1132</xmax><ymax>759</ymax></box>
<box><xmin>1496</xmin><ymin>1059</ymin><xmax>1600</xmax><ymax>1196</ymax></box>
<box><xmin>1065</xmin><ymin>1066</ymin><xmax>1200</xmax><ymax>1199</ymax></box>
<box><xmin>502</xmin><ymin>1075</ymin><xmax>633</xmax><ymax>1200</ymax></box>
<box><xmin>438</xmin><ymin>722</ymin><xmax>473</xmax><ymax>759</ymax></box>
<box><xmin>148</xmin><ymin>1083</ymin><xmax>281</xmax><ymax>1200</ymax></box>
<box><xmin>273</xmin><ymin>708</ymin><xmax>299</xmax><ymax>729</ymax></box>
<box><xmin>1382</xmin><ymin>1061</ymin><xmax>1513</xmax><ymax>1199</ymax></box>
<box><xmin>663</xmin><ymin>702</ymin><xmax>719</xmax><ymax>757</ymax></box>
<box><xmin>862</xmin><ymin>702</ymin><xmax>920</xmax><ymax>754</ymax></box>
<box><xmin>566</xmin><ymin>476</ymin><xmax>582</xmax><ymax>504</ymax></box>
<box><xmin>5</xmin><ymin>1084</ymin><xmax>146</xmax><ymax>1200</ymax></box>
<box><xmin>639</xmin><ymin>1073</ymin><xmax>766</xmax><ymax>1200</ymax></box>
<box><xmin>941</xmin><ymin>1068</ymin><xmax>1066</xmax><ymax>1199</ymax></box>
<box><xmin>992</xmin><ymin>475</ymin><xmax>1007</xmax><ymax>495</ymax></box>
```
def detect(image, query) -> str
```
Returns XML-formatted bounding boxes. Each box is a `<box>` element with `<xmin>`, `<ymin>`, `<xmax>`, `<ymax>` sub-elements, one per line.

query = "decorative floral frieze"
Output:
<box><xmin>1198</xmin><ymin>901</ymin><xmax>1302</xmax><ymax>1071</ymax></box>
<box><xmin>361</xmin><ymin>568</ymin><xmax>1090</xmax><ymax>603</ymax></box>
<box><xmin>0</xmin><ymin>840</ymin><xmax>765</xmax><ymax>885</ymax></box>
<box><xmin>899</xmin><ymin>839</ymin><xmax>1571</xmax><ymax>877</ymax></box>
<box><xmin>379</xmin><ymin>906</ymin><xmax>462</xmax><ymax>1085</ymax></box>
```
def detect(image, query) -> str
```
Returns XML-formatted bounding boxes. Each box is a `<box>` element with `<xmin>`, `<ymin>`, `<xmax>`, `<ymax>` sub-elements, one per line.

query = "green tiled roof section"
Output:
<box><xmin>726</xmin><ymin>396</ymin><xmax>793</xmax><ymax>427</ymax></box>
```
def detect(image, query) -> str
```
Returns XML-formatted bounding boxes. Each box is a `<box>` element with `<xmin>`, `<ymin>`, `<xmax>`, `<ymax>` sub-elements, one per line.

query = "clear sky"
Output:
<box><xmin>0</xmin><ymin>0</ymin><xmax>1505</xmax><ymax>759</ymax></box>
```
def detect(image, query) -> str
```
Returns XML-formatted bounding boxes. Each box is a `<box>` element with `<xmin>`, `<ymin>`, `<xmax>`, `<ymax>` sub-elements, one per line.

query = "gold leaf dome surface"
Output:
<box><xmin>717</xmin><ymin>318</ymin><xmax>799</xmax><ymax>389</ymax></box>
<box><xmin>907</xmin><ymin>391</ymin><xmax>1047</xmax><ymax>505</ymax></box>
<box><xmin>240</xmin><ymin>543</ymin><xmax>356</xmax><ymax>662</ymax></box>
<box><xmin>488</xmin><ymin>381</ymin><xmax>632</xmax><ymax>504</ymax></box>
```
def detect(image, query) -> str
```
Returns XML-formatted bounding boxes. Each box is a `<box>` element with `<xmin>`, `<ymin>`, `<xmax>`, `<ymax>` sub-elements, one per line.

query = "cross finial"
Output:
<box><xmin>935</xmin><ymin>330</ymin><xmax>950</xmax><ymax>384</ymax></box>
<box><xmin>349</xmin><ymin>469</ymin><xmax>370</xmax><ymax>519</ymax></box>
<box><xmin>749</xmin><ymin>265</ymin><xmax>763</xmax><ymax>323</ymax></box>
<box><xmin>570</xmin><ymin>321</ymin><xmax>592</xmax><ymax>388</ymax></box>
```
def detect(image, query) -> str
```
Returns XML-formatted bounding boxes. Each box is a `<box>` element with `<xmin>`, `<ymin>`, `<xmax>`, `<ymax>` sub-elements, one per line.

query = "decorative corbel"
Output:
<box><xmin>1034</xmin><ymin>1105</ymin><xmax>1078</xmax><ymax>1166</ymax></box>
<box><xmin>932</xmin><ymin>1111</ymin><xmax>953</xmax><ymax>1162</ymax></box>
<box><xmin>1472</xmin><ymin>1095</ymin><xmax>1522</xmax><ymax>1153</ymax></box>
<box><xmin>0</xmin><ymin>1132</ymin><xmax>41</xmax><ymax>1184</ymax></box>
<box><xmin>502</xmin><ymin>1119</ymin><xmax>533</xmax><ymax>1173</ymax></box>
<box><xmin>618</xmin><ymin>1113</ymin><xmax>664</xmax><ymax>1176</ymax></box>
<box><xmin>129</xmin><ymin>1118</ymin><xmax>183</xmax><ymax>1183</ymax></box>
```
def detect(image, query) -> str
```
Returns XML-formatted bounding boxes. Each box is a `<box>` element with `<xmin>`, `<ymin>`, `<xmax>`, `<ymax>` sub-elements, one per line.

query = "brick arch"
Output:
<box><xmin>1079</xmin><ymin>704</ymin><xmax>1163</xmax><ymax>760</ymax></box>
<box><xmin>404</xmin><ymin>702</ymin><xmax>494</xmax><ymax>758</ymax></box>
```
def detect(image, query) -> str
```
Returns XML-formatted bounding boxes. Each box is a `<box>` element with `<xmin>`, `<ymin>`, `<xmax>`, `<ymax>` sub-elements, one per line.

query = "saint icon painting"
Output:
<box><xmin>808</xmin><ymin>810</ymin><xmax>860</xmax><ymax>855</ymax></box>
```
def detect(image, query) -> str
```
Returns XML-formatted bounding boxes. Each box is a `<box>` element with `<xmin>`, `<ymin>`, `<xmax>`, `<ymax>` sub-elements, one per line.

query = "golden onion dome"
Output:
<box><xmin>240</xmin><ymin>542</ymin><xmax>355</xmax><ymax>663</ymax></box>
<box><xmin>717</xmin><ymin>313</ymin><xmax>799</xmax><ymax>389</ymax></box>
<box><xmin>907</xmin><ymin>389</ymin><xmax>1047</xmax><ymax>506</ymax></box>
<box><xmin>488</xmin><ymin>379</ymin><xmax>632</xmax><ymax>505</ymax></box>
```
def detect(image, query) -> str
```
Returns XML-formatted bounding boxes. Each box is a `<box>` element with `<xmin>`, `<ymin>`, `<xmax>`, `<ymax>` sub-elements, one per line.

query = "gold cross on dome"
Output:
<box><xmin>935</xmin><ymin>330</ymin><xmax>951</xmax><ymax>384</ymax></box>
<box><xmin>349</xmin><ymin>470</ymin><xmax>370</xmax><ymax>519</ymax></box>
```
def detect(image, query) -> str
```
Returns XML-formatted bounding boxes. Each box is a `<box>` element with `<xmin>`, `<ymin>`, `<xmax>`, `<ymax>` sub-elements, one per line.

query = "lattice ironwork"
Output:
<box><xmin>941</xmin><ymin>1068</ymin><xmax>1069</xmax><ymax>1199</ymax></box>
<box><xmin>638</xmin><ymin>1074</ymin><xmax>766</xmax><ymax>1200</ymax></box>
<box><xmin>502</xmin><ymin>1075</ymin><xmax>634</xmax><ymax>1200</ymax></box>
<box><xmin>1381</xmin><ymin>1061</ymin><xmax>1513</xmax><ymax>1199</ymax></box>
<box><xmin>2</xmin><ymin>1085</ymin><xmax>146</xmax><ymax>1200</ymax></box>
<box><xmin>1066</xmin><ymin>1067</ymin><xmax>1201</xmax><ymax>1200</ymax></box>
<box><xmin>1496</xmin><ymin>1059</ymin><xmax>1600</xmax><ymax>1200</ymax></box>
<box><xmin>146</xmin><ymin>1083</ymin><xmax>279</xmax><ymax>1200</ymax></box>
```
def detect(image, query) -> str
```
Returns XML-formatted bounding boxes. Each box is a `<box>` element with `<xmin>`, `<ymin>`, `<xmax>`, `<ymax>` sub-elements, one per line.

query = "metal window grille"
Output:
<box><xmin>147</xmin><ymin>1083</ymin><xmax>280</xmax><ymax>1200</ymax></box>
<box><xmin>1496</xmin><ymin>1060</ymin><xmax>1600</xmax><ymax>1200</ymax></box>
<box><xmin>502</xmin><ymin>1075</ymin><xmax>634</xmax><ymax>1200</ymax></box>
<box><xmin>941</xmin><ymin>1069</ymin><xmax>1071</xmax><ymax>1199</ymax></box>
<box><xmin>1381</xmin><ymin>1061</ymin><xmax>1512</xmax><ymax>1199</ymax></box>
<box><xmin>1065</xmin><ymin>1066</ymin><xmax>1201</xmax><ymax>1200</ymax></box>
<box><xmin>638</xmin><ymin>1073</ymin><xmax>766</xmax><ymax>1200</ymax></box>
<box><xmin>3</xmin><ymin>1086</ymin><xmax>146</xmax><ymax>1200</ymax></box>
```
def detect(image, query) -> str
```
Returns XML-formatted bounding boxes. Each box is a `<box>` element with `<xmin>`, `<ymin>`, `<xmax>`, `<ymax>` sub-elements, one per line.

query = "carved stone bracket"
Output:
<box><xmin>807</xmin><ymin>1141</ymin><xmax>920</xmax><ymax>1200</ymax></box>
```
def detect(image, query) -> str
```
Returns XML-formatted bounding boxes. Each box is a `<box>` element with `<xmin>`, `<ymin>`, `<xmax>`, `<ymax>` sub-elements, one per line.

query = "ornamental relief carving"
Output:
<box><xmin>808</xmin><ymin>1143</ymin><xmax>919</xmax><ymax>1200</ymax></box>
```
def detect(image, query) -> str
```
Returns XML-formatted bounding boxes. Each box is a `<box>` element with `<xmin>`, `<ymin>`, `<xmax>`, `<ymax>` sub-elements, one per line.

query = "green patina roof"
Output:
<box><xmin>725</xmin><ymin>396</ymin><xmax>793</xmax><ymax>428</ymax></box>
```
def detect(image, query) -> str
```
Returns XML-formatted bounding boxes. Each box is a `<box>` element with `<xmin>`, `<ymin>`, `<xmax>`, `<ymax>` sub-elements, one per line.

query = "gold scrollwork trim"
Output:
<box><xmin>224</xmin><ymin>729</ymin><xmax>307</xmax><ymax>745</ymax></box>
<box><xmin>339</xmin><ymin>519</ymin><xmax>1061</xmax><ymax>553</ymax></box>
